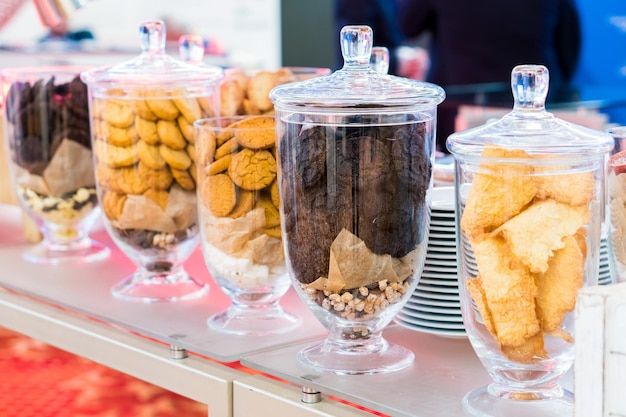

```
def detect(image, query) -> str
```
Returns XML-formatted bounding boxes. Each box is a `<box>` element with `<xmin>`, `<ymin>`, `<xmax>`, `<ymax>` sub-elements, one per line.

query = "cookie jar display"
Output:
<box><xmin>195</xmin><ymin>115</ymin><xmax>299</xmax><ymax>335</ymax></box>
<box><xmin>2</xmin><ymin>66</ymin><xmax>110</xmax><ymax>264</ymax></box>
<box><xmin>447</xmin><ymin>65</ymin><xmax>613</xmax><ymax>417</ymax></box>
<box><xmin>81</xmin><ymin>20</ymin><xmax>223</xmax><ymax>302</ymax></box>
<box><xmin>270</xmin><ymin>25</ymin><xmax>445</xmax><ymax>374</ymax></box>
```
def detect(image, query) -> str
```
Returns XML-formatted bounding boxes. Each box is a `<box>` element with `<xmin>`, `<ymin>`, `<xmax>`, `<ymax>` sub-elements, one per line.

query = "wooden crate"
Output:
<box><xmin>575</xmin><ymin>282</ymin><xmax>626</xmax><ymax>417</ymax></box>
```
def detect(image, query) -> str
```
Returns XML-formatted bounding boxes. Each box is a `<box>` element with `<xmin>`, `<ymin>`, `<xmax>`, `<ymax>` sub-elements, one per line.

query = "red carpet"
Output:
<box><xmin>0</xmin><ymin>327</ymin><xmax>207</xmax><ymax>417</ymax></box>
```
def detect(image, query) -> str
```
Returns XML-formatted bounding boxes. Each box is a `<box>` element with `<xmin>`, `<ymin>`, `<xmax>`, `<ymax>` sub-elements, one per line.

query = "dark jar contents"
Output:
<box><xmin>279</xmin><ymin>113</ymin><xmax>432</xmax><ymax>326</ymax></box>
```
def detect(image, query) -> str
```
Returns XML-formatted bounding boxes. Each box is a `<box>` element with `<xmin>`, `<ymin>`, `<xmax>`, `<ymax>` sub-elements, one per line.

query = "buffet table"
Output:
<box><xmin>0</xmin><ymin>203</ymin><xmax>573</xmax><ymax>417</ymax></box>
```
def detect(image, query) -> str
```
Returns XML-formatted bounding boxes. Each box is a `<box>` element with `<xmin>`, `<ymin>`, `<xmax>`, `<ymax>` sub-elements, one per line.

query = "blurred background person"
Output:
<box><xmin>398</xmin><ymin>0</ymin><xmax>582</xmax><ymax>152</ymax></box>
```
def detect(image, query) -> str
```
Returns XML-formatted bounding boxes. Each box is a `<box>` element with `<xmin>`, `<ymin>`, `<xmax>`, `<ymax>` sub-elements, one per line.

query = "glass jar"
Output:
<box><xmin>2</xmin><ymin>66</ymin><xmax>110</xmax><ymax>264</ymax></box>
<box><xmin>447</xmin><ymin>65</ymin><xmax>613</xmax><ymax>416</ymax></box>
<box><xmin>270</xmin><ymin>25</ymin><xmax>445</xmax><ymax>374</ymax></box>
<box><xmin>81</xmin><ymin>20</ymin><xmax>223</xmax><ymax>302</ymax></box>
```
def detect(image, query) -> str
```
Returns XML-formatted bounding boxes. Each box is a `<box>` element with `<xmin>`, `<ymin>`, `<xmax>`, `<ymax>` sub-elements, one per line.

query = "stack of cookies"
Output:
<box><xmin>93</xmin><ymin>88</ymin><xmax>213</xmax><ymax>253</ymax></box>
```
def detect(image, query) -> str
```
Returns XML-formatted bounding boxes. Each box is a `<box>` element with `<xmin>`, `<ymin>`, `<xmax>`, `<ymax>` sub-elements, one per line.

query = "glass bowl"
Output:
<box><xmin>2</xmin><ymin>66</ymin><xmax>109</xmax><ymax>264</ymax></box>
<box><xmin>195</xmin><ymin>115</ymin><xmax>300</xmax><ymax>335</ymax></box>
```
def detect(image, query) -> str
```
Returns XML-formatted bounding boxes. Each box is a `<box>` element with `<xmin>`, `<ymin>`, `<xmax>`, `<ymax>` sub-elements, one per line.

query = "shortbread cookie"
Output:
<box><xmin>229</xmin><ymin>189</ymin><xmax>256</xmax><ymax>219</ymax></box>
<box><xmin>159</xmin><ymin>144</ymin><xmax>192</xmax><ymax>170</ymax></box>
<box><xmin>157</xmin><ymin>120</ymin><xmax>186</xmax><ymax>150</ymax></box>
<box><xmin>171</xmin><ymin>167</ymin><xmax>195</xmax><ymax>190</ymax></box>
<box><xmin>102</xmin><ymin>100</ymin><xmax>134</xmax><ymax>128</ymax></box>
<box><xmin>207</xmin><ymin>154</ymin><xmax>231</xmax><ymax>175</ymax></box>
<box><xmin>135</xmin><ymin>116</ymin><xmax>160</xmax><ymax>145</ymax></box>
<box><xmin>137</xmin><ymin>139</ymin><xmax>167</xmax><ymax>170</ymax></box>
<box><xmin>146</xmin><ymin>90</ymin><xmax>180</xmax><ymax>120</ymax></box>
<box><xmin>138</xmin><ymin>161</ymin><xmax>174</xmax><ymax>190</ymax></box>
<box><xmin>177</xmin><ymin>116</ymin><xmax>195</xmax><ymax>143</ymax></box>
<box><xmin>117</xmin><ymin>166</ymin><xmax>150</xmax><ymax>195</ymax></box>
<box><xmin>173</xmin><ymin>95</ymin><xmax>202</xmax><ymax>124</ymax></box>
<box><xmin>95</xmin><ymin>140</ymin><xmax>138</xmax><ymax>168</ymax></box>
<box><xmin>102</xmin><ymin>191</ymin><xmax>127</xmax><ymax>221</ymax></box>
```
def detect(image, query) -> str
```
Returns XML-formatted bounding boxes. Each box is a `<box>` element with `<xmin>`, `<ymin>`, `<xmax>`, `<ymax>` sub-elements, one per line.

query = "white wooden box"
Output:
<box><xmin>575</xmin><ymin>282</ymin><xmax>626</xmax><ymax>417</ymax></box>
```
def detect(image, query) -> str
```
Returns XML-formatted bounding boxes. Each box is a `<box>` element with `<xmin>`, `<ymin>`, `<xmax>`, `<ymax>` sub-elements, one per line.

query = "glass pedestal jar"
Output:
<box><xmin>2</xmin><ymin>66</ymin><xmax>109</xmax><ymax>264</ymax></box>
<box><xmin>270</xmin><ymin>25</ymin><xmax>445</xmax><ymax>374</ymax></box>
<box><xmin>81</xmin><ymin>20</ymin><xmax>223</xmax><ymax>302</ymax></box>
<box><xmin>447</xmin><ymin>65</ymin><xmax>613</xmax><ymax>416</ymax></box>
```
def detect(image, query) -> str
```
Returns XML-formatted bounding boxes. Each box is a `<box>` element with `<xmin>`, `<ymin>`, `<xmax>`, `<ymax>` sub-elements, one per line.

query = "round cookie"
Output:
<box><xmin>255</xmin><ymin>194</ymin><xmax>281</xmax><ymax>228</ymax></box>
<box><xmin>229</xmin><ymin>189</ymin><xmax>256</xmax><ymax>219</ymax></box>
<box><xmin>172</xmin><ymin>95</ymin><xmax>202</xmax><ymax>124</ymax></box>
<box><xmin>132</xmin><ymin>98</ymin><xmax>158</xmax><ymax>121</ymax></box>
<box><xmin>102</xmin><ymin>99</ymin><xmax>134</xmax><ymax>128</ymax></box>
<box><xmin>177</xmin><ymin>116</ymin><xmax>195</xmax><ymax>143</ymax></box>
<box><xmin>234</xmin><ymin>116</ymin><xmax>276</xmax><ymax>149</ymax></box>
<box><xmin>95</xmin><ymin>140</ymin><xmax>138</xmax><ymax>168</ymax></box>
<box><xmin>228</xmin><ymin>148</ymin><xmax>277</xmax><ymax>191</ymax></box>
<box><xmin>206</xmin><ymin>154</ymin><xmax>231</xmax><ymax>176</ymax></box>
<box><xmin>137</xmin><ymin>139</ymin><xmax>167</xmax><ymax>170</ymax></box>
<box><xmin>157</xmin><ymin>120</ymin><xmax>186</xmax><ymax>150</ymax></box>
<box><xmin>106</xmin><ymin>125</ymin><xmax>138</xmax><ymax>147</ymax></box>
<box><xmin>138</xmin><ymin>161</ymin><xmax>174</xmax><ymax>190</ymax></box>
<box><xmin>247</xmin><ymin>71</ymin><xmax>277</xmax><ymax>113</ymax></box>
<box><xmin>215</xmin><ymin>138</ymin><xmax>239</xmax><ymax>160</ymax></box>
<box><xmin>102</xmin><ymin>191</ymin><xmax>127</xmax><ymax>221</ymax></box>
<box><xmin>196</xmin><ymin>128</ymin><xmax>216</xmax><ymax>165</ymax></box>
<box><xmin>159</xmin><ymin>145</ymin><xmax>192</xmax><ymax>170</ymax></box>
<box><xmin>135</xmin><ymin>116</ymin><xmax>160</xmax><ymax>145</ymax></box>
<box><xmin>144</xmin><ymin>88</ymin><xmax>180</xmax><ymax>120</ymax></box>
<box><xmin>171</xmin><ymin>167</ymin><xmax>196</xmax><ymax>191</ymax></box>
<box><xmin>202</xmin><ymin>173</ymin><xmax>236</xmax><ymax>217</ymax></box>
<box><xmin>117</xmin><ymin>166</ymin><xmax>150</xmax><ymax>195</ymax></box>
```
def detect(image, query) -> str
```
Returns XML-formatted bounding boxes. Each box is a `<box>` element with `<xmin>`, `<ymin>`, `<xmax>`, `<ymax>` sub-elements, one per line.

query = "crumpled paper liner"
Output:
<box><xmin>202</xmin><ymin>207</ymin><xmax>285</xmax><ymax>265</ymax></box>
<box><xmin>307</xmin><ymin>228</ymin><xmax>417</xmax><ymax>292</ymax></box>
<box><xmin>112</xmin><ymin>184</ymin><xmax>197</xmax><ymax>233</ymax></box>
<box><xmin>13</xmin><ymin>139</ymin><xmax>95</xmax><ymax>197</ymax></box>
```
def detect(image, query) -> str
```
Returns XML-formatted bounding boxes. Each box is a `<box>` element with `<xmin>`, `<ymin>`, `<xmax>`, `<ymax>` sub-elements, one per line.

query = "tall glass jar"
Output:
<box><xmin>447</xmin><ymin>65</ymin><xmax>613</xmax><ymax>416</ymax></box>
<box><xmin>270</xmin><ymin>25</ymin><xmax>445</xmax><ymax>374</ymax></box>
<box><xmin>81</xmin><ymin>20</ymin><xmax>223</xmax><ymax>302</ymax></box>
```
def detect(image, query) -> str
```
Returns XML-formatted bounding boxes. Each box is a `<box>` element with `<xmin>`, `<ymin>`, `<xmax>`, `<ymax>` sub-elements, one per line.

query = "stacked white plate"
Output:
<box><xmin>394</xmin><ymin>186</ymin><xmax>466</xmax><ymax>338</ymax></box>
<box><xmin>394</xmin><ymin>186</ymin><xmax>614</xmax><ymax>338</ymax></box>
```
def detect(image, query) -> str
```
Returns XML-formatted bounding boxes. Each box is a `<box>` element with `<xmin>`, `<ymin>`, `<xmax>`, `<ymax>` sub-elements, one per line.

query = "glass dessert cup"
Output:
<box><xmin>607</xmin><ymin>126</ymin><xmax>626</xmax><ymax>283</ymax></box>
<box><xmin>270</xmin><ymin>26</ymin><xmax>445</xmax><ymax>374</ymax></box>
<box><xmin>195</xmin><ymin>116</ymin><xmax>300</xmax><ymax>335</ymax></box>
<box><xmin>81</xmin><ymin>20</ymin><xmax>223</xmax><ymax>302</ymax></box>
<box><xmin>448</xmin><ymin>65</ymin><xmax>614</xmax><ymax>416</ymax></box>
<box><xmin>2</xmin><ymin>66</ymin><xmax>109</xmax><ymax>264</ymax></box>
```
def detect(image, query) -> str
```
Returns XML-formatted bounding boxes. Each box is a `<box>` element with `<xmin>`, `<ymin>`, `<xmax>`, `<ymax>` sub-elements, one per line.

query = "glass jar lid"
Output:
<box><xmin>447</xmin><ymin>65</ymin><xmax>614</xmax><ymax>158</ymax></box>
<box><xmin>81</xmin><ymin>20</ymin><xmax>222</xmax><ymax>92</ymax></box>
<box><xmin>270</xmin><ymin>25</ymin><xmax>445</xmax><ymax>113</ymax></box>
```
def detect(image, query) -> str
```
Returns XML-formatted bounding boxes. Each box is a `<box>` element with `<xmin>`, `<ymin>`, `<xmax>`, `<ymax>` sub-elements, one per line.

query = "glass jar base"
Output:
<box><xmin>207</xmin><ymin>305</ymin><xmax>300</xmax><ymax>336</ymax></box>
<box><xmin>111</xmin><ymin>270</ymin><xmax>209</xmax><ymax>303</ymax></box>
<box><xmin>462</xmin><ymin>385</ymin><xmax>574</xmax><ymax>417</ymax></box>
<box><xmin>297</xmin><ymin>337</ymin><xmax>414</xmax><ymax>375</ymax></box>
<box><xmin>23</xmin><ymin>239</ymin><xmax>110</xmax><ymax>265</ymax></box>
